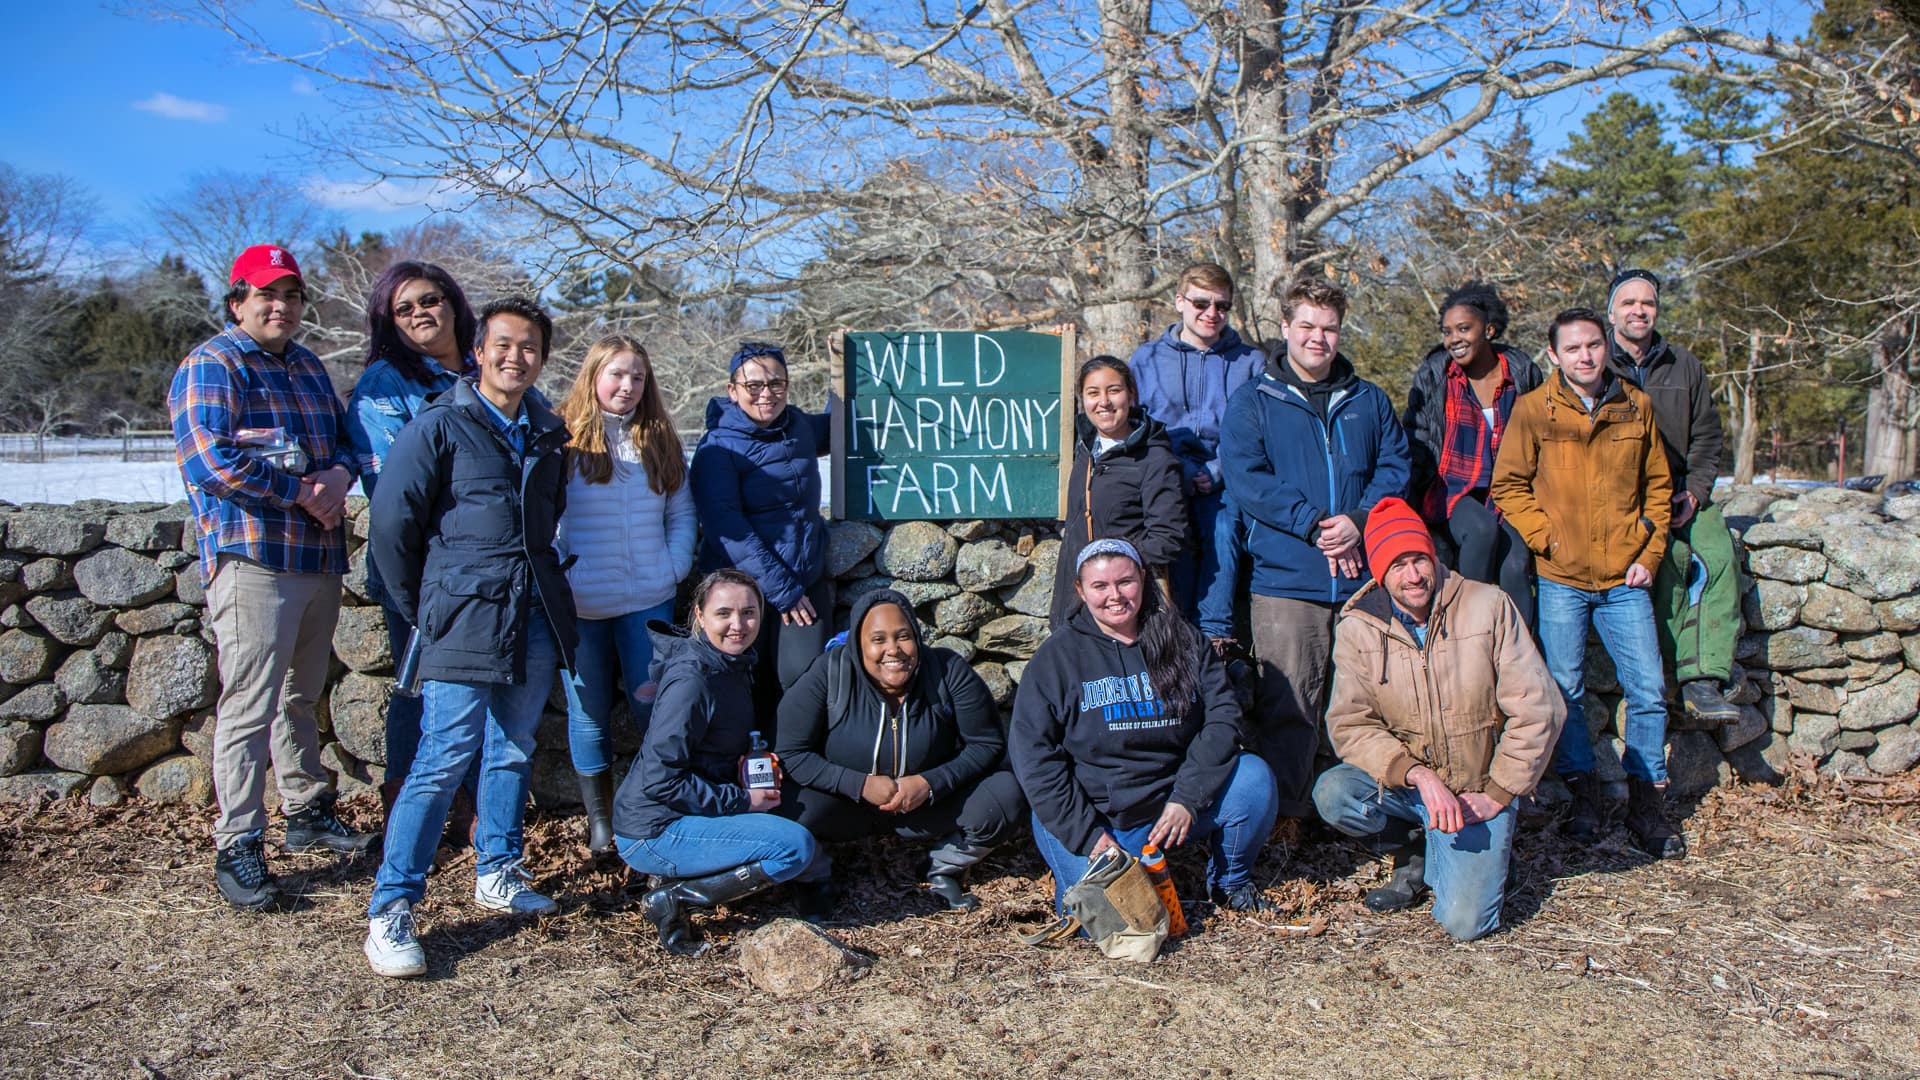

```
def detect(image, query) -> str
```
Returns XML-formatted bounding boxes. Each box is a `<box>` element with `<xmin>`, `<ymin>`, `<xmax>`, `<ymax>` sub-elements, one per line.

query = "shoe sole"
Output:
<box><xmin>473</xmin><ymin>894</ymin><xmax>559</xmax><ymax>916</ymax></box>
<box><xmin>220</xmin><ymin>891</ymin><xmax>281</xmax><ymax>913</ymax></box>
<box><xmin>365</xmin><ymin>948</ymin><xmax>428</xmax><ymax>978</ymax></box>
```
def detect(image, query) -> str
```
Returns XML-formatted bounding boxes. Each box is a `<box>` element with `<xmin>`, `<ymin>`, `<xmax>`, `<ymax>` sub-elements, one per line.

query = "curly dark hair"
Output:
<box><xmin>1438</xmin><ymin>281</ymin><xmax>1511</xmax><ymax>339</ymax></box>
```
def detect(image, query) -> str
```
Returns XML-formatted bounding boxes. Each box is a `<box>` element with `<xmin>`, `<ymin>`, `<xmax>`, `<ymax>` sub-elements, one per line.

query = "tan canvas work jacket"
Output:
<box><xmin>1489</xmin><ymin>370</ymin><xmax>1672</xmax><ymax>590</ymax></box>
<box><xmin>1325</xmin><ymin>573</ymin><xmax>1565</xmax><ymax>806</ymax></box>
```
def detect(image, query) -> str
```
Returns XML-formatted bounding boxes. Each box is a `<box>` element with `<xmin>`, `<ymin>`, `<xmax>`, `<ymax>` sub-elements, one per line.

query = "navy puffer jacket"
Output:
<box><xmin>689</xmin><ymin>397</ymin><xmax>830</xmax><ymax>612</ymax></box>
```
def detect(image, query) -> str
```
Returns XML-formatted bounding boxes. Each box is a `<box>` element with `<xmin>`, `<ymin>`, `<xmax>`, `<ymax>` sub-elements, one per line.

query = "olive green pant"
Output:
<box><xmin>1652</xmin><ymin>501</ymin><xmax>1739</xmax><ymax>685</ymax></box>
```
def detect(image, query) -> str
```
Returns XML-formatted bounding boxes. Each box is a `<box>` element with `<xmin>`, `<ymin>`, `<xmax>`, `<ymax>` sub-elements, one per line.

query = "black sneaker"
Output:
<box><xmin>1210</xmin><ymin>882</ymin><xmax>1277</xmax><ymax>914</ymax></box>
<box><xmin>215</xmin><ymin>835</ymin><xmax>281</xmax><ymax>912</ymax></box>
<box><xmin>1680</xmin><ymin>679</ymin><xmax>1741</xmax><ymax>728</ymax></box>
<box><xmin>285</xmin><ymin>793</ymin><xmax>379</xmax><ymax>856</ymax></box>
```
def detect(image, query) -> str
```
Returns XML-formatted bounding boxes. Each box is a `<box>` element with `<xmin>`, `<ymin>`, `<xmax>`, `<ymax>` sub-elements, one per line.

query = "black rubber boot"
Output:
<box><xmin>285</xmin><ymin>792</ymin><xmax>379</xmax><ymax>856</ymax></box>
<box><xmin>925</xmin><ymin>834</ymin><xmax>992</xmax><ymax>912</ymax></box>
<box><xmin>1680</xmin><ymin>679</ymin><xmax>1741</xmax><ymax>728</ymax></box>
<box><xmin>641</xmin><ymin>862</ymin><xmax>780</xmax><ymax>956</ymax></box>
<box><xmin>1363</xmin><ymin>819</ymin><xmax>1428</xmax><ymax>913</ymax></box>
<box><xmin>1562</xmin><ymin>773</ymin><xmax>1605</xmax><ymax>845</ymax></box>
<box><xmin>1625</xmin><ymin>777</ymin><xmax>1688</xmax><ymax>860</ymax></box>
<box><xmin>576</xmin><ymin>771</ymin><xmax>615</xmax><ymax>855</ymax></box>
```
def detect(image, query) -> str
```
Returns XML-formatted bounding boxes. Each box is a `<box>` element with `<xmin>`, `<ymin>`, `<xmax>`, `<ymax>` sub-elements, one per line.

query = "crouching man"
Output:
<box><xmin>1313</xmin><ymin>498</ymin><xmax>1563</xmax><ymax>941</ymax></box>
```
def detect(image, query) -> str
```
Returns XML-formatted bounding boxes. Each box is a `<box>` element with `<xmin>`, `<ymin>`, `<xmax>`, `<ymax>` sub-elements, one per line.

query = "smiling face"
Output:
<box><xmin>1075</xmin><ymin>554</ymin><xmax>1145</xmax><ymax>640</ymax></box>
<box><xmin>1550</xmin><ymin>317</ymin><xmax>1611</xmax><ymax>399</ymax></box>
<box><xmin>476</xmin><ymin>311</ymin><xmax>546</xmax><ymax>412</ymax></box>
<box><xmin>229</xmin><ymin>279</ymin><xmax>306</xmax><ymax>353</ymax></box>
<box><xmin>727</xmin><ymin>355</ymin><xmax>790</xmax><ymax>427</ymax></box>
<box><xmin>1283</xmin><ymin>301</ymin><xmax>1343</xmax><ymax>380</ymax></box>
<box><xmin>393</xmin><ymin>277</ymin><xmax>457</xmax><ymax>364</ymax></box>
<box><xmin>595</xmin><ymin>350</ymin><xmax>648</xmax><ymax>416</ymax></box>
<box><xmin>1441</xmin><ymin>303</ymin><xmax>1496</xmax><ymax>370</ymax></box>
<box><xmin>696</xmin><ymin>582</ymin><xmax>762</xmax><ymax>656</ymax></box>
<box><xmin>858</xmin><ymin>602</ymin><xmax>919</xmax><ymax>699</ymax></box>
<box><xmin>1382</xmin><ymin>551</ymin><xmax>1438</xmax><ymax>623</ymax></box>
<box><xmin>1079</xmin><ymin>364</ymin><xmax>1134</xmax><ymax>440</ymax></box>
<box><xmin>1610</xmin><ymin>278</ymin><xmax>1659</xmax><ymax>349</ymax></box>
<box><xmin>1176</xmin><ymin>284</ymin><xmax>1231</xmax><ymax>348</ymax></box>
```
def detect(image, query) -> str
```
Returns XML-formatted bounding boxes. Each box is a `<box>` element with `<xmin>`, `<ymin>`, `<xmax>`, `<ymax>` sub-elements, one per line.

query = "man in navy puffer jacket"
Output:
<box><xmin>1219</xmin><ymin>278</ymin><xmax>1410</xmax><ymax>818</ymax></box>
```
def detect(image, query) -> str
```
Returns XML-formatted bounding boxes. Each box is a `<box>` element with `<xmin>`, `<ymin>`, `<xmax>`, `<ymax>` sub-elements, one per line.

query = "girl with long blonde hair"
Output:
<box><xmin>554</xmin><ymin>334</ymin><xmax>696</xmax><ymax>853</ymax></box>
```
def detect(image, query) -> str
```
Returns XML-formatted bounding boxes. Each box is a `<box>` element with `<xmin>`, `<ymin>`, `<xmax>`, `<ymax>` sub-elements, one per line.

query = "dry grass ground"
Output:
<box><xmin>1</xmin><ymin>763</ymin><xmax>1916</xmax><ymax>1080</ymax></box>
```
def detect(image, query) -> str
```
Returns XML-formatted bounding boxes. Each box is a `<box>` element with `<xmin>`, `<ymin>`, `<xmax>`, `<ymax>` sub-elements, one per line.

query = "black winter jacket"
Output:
<box><xmin>1050</xmin><ymin>409</ymin><xmax>1189</xmax><ymax>628</ymax></box>
<box><xmin>612</xmin><ymin>622</ymin><xmax>761</xmax><ymax>841</ymax></box>
<box><xmin>1400</xmin><ymin>343</ymin><xmax>1543</xmax><ymax>512</ymax></box>
<box><xmin>368</xmin><ymin>379</ymin><xmax>578</xmax><ymax>683</ymax></box>
<box><xmin>1009</xmin><ymin>606</ymin><xmax>1242</xmax><ymax>855</ymax></box>
<box><xmin>776</xmin><ymin>590</ymin><xmax>1006</xmax><ymax>805</ymax></box>
<box><xmin>1607</xmin><ymin>333</ymin><xmax>1723</xmax><ymax>506</ymax></box>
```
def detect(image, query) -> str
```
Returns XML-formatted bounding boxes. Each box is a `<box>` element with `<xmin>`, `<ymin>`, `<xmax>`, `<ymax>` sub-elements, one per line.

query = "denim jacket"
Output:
<box><xmin>345</xmin><ymin>355</ymin><xmax>467</xmax><ymax>497</ymax></box>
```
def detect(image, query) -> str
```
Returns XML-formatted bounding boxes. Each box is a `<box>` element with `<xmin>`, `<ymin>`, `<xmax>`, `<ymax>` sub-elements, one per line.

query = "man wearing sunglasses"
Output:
<box><xmin>1128</xmin><ymin>262</ymin><xmax>1265</xmax><ymax>620</ymax></box>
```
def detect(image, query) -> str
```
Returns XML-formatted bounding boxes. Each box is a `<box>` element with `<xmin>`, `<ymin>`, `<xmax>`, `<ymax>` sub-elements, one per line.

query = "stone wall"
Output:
<box><xmin>2</xmin><ymin>485</ymin><xmax>1915</xmax><ymax>811</ymax></box>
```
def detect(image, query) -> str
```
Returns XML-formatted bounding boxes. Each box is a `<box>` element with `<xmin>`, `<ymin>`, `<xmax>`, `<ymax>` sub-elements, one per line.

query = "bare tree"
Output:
<box><xmin>0</xmin><ymin>165</ymin><xmax>96</xmax><ymax>429</ymax></box>
<box><xmin>148</xmin><ymin>171</ymin><xmax>335</xmax><ymax>294</ymax></box>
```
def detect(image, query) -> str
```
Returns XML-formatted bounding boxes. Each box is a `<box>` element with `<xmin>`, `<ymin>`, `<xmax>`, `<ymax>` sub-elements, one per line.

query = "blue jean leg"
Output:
<box><xmin>564</xmin><ymin>602</ymin><xmax>672</xmax><ymax>775</ymax></box>
<box><xmin>1173</xmin><ymin>489</ymin><xmax>1225</xmax><ymax>621</ymax></box>
<box><xmin>615</xmin><ymin>813</ymin><xmax>821</xmax><ymax>883</ymax></box>
<box><xmin>379</xmin><ymin>601</ymin><xmax>479</xmax><ymax>796</ymax></box>
<box><xmin>472</xmin><ymin>618</ymin><xmax>559</xmax><ymax>878</ymax></box>
<box><xmin>1029</xmin><ymin>752</ymin><xmax>1277</xmax><ymax>913</ymax></box>
<box><xmin>1312</xmin><ymin>763</ymin><xmax>1513</xmax><ymax>941</ymax></box>
<box><xmin>1589</xmin><ymin>584</ymin><xmax>1669</xmax><ymax>784</ymax></box>
<box><xmin>1537</xmin><ymin>580</ymin><xmax>1598</xmax><ymax>778</ymax></box>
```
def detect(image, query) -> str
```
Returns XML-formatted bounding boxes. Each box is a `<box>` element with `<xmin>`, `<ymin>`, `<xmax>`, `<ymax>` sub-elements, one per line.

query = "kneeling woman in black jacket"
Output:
<box><xmin>776</xmin><ymin>589</ymin><xmax>1026</xmax><ymax>912</ymax></box>
<box><xmin>612</xmin><ymin>570</ymin><xmax>823</xmax><ymax>955</ymax></box>
<box><xmin>1013</xmin><ymin>539</ymin><xmax>1280</xmax><ymax>914</ymax></box>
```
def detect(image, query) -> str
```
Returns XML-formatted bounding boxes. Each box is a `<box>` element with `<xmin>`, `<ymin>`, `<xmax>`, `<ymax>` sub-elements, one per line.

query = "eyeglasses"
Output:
<box><xmin>734</xmin><ymin>379</ymin><xmax>790</xmax><ymax>398</ymax></box>
<box><xmin>1181</xmin><ymin>295</ymin><xmax>1232</xmax><ymax>314</ymax></box>
<box><xmin>393</xmin><ymin>294</ymin><xmax>445</xmax><ymax>319</ymax></box>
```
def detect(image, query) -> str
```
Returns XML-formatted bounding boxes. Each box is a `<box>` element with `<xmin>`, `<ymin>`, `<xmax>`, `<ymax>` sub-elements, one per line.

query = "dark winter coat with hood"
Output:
<box><xmin>368</xmin><ymin>378</ymin><xmax>579</xmax><ymax>684</ymax></box>
<box><xmin>1401</xmin><ymin>342</ymin><xmax>1543</xmax><ymax>510</ymax></box>
<box><xmin>689</xmin><ymin>397</ymin><xmax>831</xmax><ymax>612</ymax></box>
<box><xmin>776</xmin><ymin>589</ymin><xmax>1008</xmax><ymax>805</ymax></box>
<box><xmin>1009</xmin><ymin>605</ymin><xmax>1242</xmax><ymax>855</ymax></box>
<box><xmin>1127</xmin><ymin>325</ymin><xmax>1264</xmax><ymax>485</ymax></box>
<box><xmin>612</xmin><ymin>621</ymin><xmax>762</xmax><ymax>841</ymax></box>
<box><xmin>1049</xmin><ymin>409</ymin><xmax>1190</xmax><ymax>628</ymax></box>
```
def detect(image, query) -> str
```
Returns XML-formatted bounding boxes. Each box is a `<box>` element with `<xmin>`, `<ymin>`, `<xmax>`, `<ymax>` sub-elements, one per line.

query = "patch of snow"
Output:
<box><xmin>0</xmin><ymin>462</ymin><xmax>188</xmax><ymax>506</ymax></box>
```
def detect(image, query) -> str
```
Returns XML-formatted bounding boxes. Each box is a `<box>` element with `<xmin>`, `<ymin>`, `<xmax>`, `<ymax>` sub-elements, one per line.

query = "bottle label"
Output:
<box><xmin>743</xmin><ymin>754</ymin><xmax>778</xmax><ymax>790</ymax></box>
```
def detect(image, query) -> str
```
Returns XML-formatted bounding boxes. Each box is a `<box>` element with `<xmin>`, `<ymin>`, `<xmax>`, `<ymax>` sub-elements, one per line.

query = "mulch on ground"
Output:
<box><xmin>1</xmin><ymin>759</ymin><xmax>1915</xmax><ymax>1079</ymax></box>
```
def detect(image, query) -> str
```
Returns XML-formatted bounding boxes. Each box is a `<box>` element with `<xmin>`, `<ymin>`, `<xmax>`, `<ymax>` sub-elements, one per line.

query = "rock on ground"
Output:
<box><xmin>329</xmin><ymin>672</ymin><xmax>393</xmax><ymax>766</ymax></box>
<box><xmin>0</xmin><ymin>770</ymin><xmax>88</xmax><ymax>804</ymax></box>
<box><xmin>72</xmin><ymin>548</ymin><xmax>174</xmax><ymax>608</ymax></box>
<box><xmin>736</xmin><ymin>918</ymin><xmax>870</xmax><ymax>998</ymax></box>
<box><xmin>824</xmin><ymin>521</ymin><xmax>885</xmax><ymax>578</ymax></box>
<box><xmin>976</xmin><ymin>615</ymin><xmax>1048</xmax><ymax>659</ymax></box>
<box><xmin>1866</xmin><ymin>728</ymin><xmax>1920</xmax><ymax>775</ymax></box>
<box><xmin>954</xmin><ymin>539</ymin><xmax>1029</xmax><ymax>591</ymax></box>
<box><xmin>998</xmin><ymin>539</ymin><xmax>1060</xmax><ymax>617</ymax></box>
<box><xmin>135</xmin><ymin>753</ymin><xmax>216</xmax><ymax>805</ymax></box>
<box><xmin>0</xmin><ymin>629</ymin><xmax>60</xmax><ymax>684</ymax></box>
<box><xmin>972</xmin><ymin>661</ymin><xmax>1015</xmax><ymax>708</ymax></box>
<box><xmin>0</xmin><ymin>722</ymin><xmax>43</xmax><ymax>776</ymax></box>
<box><xmin>1838</xmin><ymin>670</ymin><xmax>1920</xmax><ymax>731</ymax></box>
<box><xmin>878</xmin><ymin>521</ymin><xmax>960</xmax><ymax>582</ymax></box>
<box><xmin>124</xmin><ymin>635</ymin><xmax>218</xmax><ymax>720</ymax></box>
<box><xmin>0</xmin><ymin>683</ymin><xmax>67</xmax><ymax>724</ymax></box>
<box><xmin>54</xmin><ymin>649</ymin><xmax>126</xmax><ymax>705</ymax></box>
<box><xmin>332</xmin><ymin>605</ymin><xmax>394</xmax><ymax>674</ymax></box>
<box><xmin>42</xmin><ymin>705</ymin><xmax>177</xmax><ymax>776</ymax></box>
<box><xmin>23</xmin><ymin>595</ymin><xmax>113</xmax><ymax>647</ymax></box>
<box><xmin>3</xmin><ymin>512</ymin><xmax>106</xmax><ymax>557</ymax></box>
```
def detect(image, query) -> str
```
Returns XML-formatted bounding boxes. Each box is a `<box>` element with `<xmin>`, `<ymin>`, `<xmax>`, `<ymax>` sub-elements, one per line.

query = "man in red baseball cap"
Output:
<box><xmin>168</xmin><ymin>243</ymin><xmax>375</xmax><ymax>912</ymax></box>
<box><xmin>1312</xmin><ymin>496</ymin><xmax>1564</xmax><ymax>940</ymax></box>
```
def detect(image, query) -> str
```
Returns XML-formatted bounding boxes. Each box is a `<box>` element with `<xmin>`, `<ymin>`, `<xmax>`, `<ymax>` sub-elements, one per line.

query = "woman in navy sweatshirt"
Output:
<box><xmin>1011</xmin><ymin>539</ymin><xmax>1280</xmax><ymax>916</ymax></box>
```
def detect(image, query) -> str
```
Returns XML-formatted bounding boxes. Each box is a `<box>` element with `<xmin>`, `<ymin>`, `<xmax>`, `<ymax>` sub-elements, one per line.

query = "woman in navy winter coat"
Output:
<box><xmin>689</xmin><ymin>342</ymin><xmax>833</xmax><ymax>725</ymax></box>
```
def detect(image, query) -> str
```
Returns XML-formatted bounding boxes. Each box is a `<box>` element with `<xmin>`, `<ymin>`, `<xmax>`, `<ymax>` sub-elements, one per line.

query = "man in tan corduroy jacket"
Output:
<box><xmin>1315</xmin><ymin>498</ymin><xmax>1563</xmax><ymax>941</ymax></box>
<box><xmin>1490</xmin><ymin>307</ymin><xmax>1686</xmax><ymax>861</ymax></box>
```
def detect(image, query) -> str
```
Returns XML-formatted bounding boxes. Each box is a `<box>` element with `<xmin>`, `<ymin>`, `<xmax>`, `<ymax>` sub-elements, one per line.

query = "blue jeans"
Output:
<box><xmin>1312</xmin><ymin>763</ymin><xmax>1515</xmax><ymax>941</ymax></box>
<box><xmin>1538</xmin><ymin>579</ymin><xmax>1669</xmax><ymax>784</ymax></box>
<box><xmin>1173</xmin><ymin>488</ymin><xmax>1227</xmax><ymax>622</ymax></box>
<box><xmin>1029</xmin><ymin>752</ymin><xmax>1279</xmax><ymax>913</ymax></box>
<box><xmin>368</xmin><ymin>616</ymin><xmax>559</xmax><ymax>914</ymax></box>
<box><xmin>615</xmin><ymin>813</ymin><xmax>823</xmax><ymax>884</ymax></box>
<box><xmin>562</xmin><ymin>601</ymin><xmax>673</xmax><ymax>775</ymax></box>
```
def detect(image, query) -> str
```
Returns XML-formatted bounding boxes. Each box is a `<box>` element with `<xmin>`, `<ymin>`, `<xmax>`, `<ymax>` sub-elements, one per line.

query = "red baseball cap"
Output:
<box><xmin>229</xmin><ymin>245</ymin><xmax>303</xmax><ymax>289</ymax></box>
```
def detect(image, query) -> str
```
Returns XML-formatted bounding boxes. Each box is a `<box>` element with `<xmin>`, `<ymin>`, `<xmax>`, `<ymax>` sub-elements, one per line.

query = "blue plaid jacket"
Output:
<box><xmin>169</xmin><ymin>327</ymin><xmax>359</xmax><ymax>581</ymax></box>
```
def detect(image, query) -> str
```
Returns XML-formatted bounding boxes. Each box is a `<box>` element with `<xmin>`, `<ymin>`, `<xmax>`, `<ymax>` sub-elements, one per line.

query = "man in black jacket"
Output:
<box><xmin>1605</xmin><ymin>270</ymin><xmax>1741</xmax><ymax>727</ymax></box>
<box><xmin>361</xmin><ymin>297</ymin><xmax>579</xmax><ymax>978</ymax></box>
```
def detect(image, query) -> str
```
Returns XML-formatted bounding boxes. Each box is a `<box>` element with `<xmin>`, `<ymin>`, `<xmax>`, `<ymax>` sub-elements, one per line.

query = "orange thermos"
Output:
<box><xmin>1139</xmin><ymin>843</ymin><xmax>1187</xmax><ymax>937</ymax></box>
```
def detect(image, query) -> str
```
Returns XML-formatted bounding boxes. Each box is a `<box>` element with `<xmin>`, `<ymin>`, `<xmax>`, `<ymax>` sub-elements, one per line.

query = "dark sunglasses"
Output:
<box><xmin>1182</xmin><ymin>295</ymin><xmax>1232</xmax><ymax>314</ymax></box>
<box><xmin>393</xmin><ymin>293</ymin><xmax>445</xmax><ymax>318</ymax></box>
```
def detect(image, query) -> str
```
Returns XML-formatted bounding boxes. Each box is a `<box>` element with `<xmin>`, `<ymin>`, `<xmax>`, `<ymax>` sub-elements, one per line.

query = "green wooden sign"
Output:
<box><xmin>832</xmin><ymin>329</ymin><xmax>1073</xmax><ymax>521</ymax></box>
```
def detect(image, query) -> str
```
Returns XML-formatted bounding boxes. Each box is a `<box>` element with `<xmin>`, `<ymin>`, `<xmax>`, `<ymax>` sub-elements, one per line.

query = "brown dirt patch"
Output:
<box><xmin>1</xmin><ymin>765</ymin><xmax>1916</xmax><ymax>1079</ymax></box>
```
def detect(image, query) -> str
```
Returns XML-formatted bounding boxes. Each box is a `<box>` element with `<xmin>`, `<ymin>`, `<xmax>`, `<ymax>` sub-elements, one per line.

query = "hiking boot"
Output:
<box><xmin>1562</xmin><ymin>772</ymin><xmax>1605</xmax><ymax>845</ymax></box>
<box><xmin>1363</xmin><ymin>820</ymin><xmax>1429</xmax><ymax>913</ymax></box>
<box><xmin>285</xmin><ymin>792</ymin><xmax>379</xmax><ymax>856</ymax></box>
<box><xmin>1625</xmin><ymin>776</ymin><xmax>1688</xmax><ymax>860</ymax></box>
<box><xmin>475</xmin><ymin>863</ymin><xmax>560</xmax><ymax>916</ymax></box>
<box><xmin>1210</xmin><ymin>882</ymin><xmax>1276</xmax><ymax>913</ymax></box>
<box><xmin>1680</xmin><ymin>679</ymin><xmax>1741</xmax><ymax>728</ymax></box>
<box><xmin>365</xmin><ymin>900</ymin><xmax>427</xmax><ymax>978</ymax></box>
<box><xmin>642</xmin><ymin>862</ymin><xmax>781</xmax><ymax>956</ymax></box>
<box><xmin>214</xmin><ymin>835</ymin><xmax>280</xmax><ymax>912</ymax></box>
<box><xmin>576</xmin><ymin>770</ymin><xmax>616</xmax><ymax>855</ymax></box>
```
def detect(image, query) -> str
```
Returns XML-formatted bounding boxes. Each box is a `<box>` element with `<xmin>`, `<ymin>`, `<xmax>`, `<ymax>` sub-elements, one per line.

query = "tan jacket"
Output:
<box><xmin>1325</xmin><ymin>573</ymin><xmax>1565</xmax><ymax>806</ymax></box>
<box><xmin>1489</xmin><ymin>371</ymin><xmax>1673</xmax><ymax>590</ymax></box>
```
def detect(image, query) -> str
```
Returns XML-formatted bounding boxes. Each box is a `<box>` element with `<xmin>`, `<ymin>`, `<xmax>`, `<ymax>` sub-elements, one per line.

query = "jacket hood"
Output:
<box><xmin>705</xmin><ymin>395</ymin><xmax>797</xmax><ymax>439</ymax></box>
<box><xmin>1153</xmin><ymin>323</ymin><xmax>1249</xmax><ymax>357</ymax></box>
<box><xmin>1268</xmin><ymin>352</ymin><xmax>1357</xmax><ymax>393</ymax></box>
<box><xmin>1073</xmin><ymin>407</ymin><xmax>1170</xmax><ymax>455</ymax></box>
<box><xmin>648</xmin><ymin>617</ymin><xmax>756</xmax><ymax>686</ymax></box>
<box><xmin>841</xmin><ymin>587</ymin><xmax>931</xmax><ymax>695</ymax></box>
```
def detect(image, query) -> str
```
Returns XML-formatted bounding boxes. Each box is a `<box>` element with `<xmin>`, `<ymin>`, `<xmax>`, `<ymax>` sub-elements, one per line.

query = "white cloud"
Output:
<box><xmin>132</xmin><ymin>92</ymin><xmax>229</xmax><ymax>123</ymax></box>
<box><xmin>303</xmin><ymin>176</ymin><xmax>464</xmax><ymax>212</ymax></box>
<box><xmin>290</xmin><ymin>75</ymin><xmax>319</xmax><ymax>97</ymax></box>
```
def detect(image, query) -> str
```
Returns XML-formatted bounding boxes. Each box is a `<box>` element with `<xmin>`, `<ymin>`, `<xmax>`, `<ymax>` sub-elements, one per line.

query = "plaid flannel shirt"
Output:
<box><xmin>169</xmin><ymin>327</ymin><xmax>359</xmax><ymax>581</ymax></box>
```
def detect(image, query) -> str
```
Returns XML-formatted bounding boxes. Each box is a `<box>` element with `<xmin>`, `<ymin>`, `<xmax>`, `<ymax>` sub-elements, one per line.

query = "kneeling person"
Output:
<box><xmin>1314</xmin><ymin>499</ymin><xmax>1563</xmax><ymax>941</ymax></box>
<box><xmin>777</xmin><ymin>589</ymin><xmax>1026</xmax><ymax>912</ymax></box>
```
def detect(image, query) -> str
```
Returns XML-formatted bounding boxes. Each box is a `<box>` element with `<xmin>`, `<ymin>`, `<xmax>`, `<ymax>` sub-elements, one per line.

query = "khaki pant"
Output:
<box><xmin>1248</xmin><ymin>594</ymin><xmax>1337</xmax><ymax>818</ymax></box>
<box><xmin>206</xmin><ymin>556</ymin><xmax>341</xmax><ymax>848</ymax></box>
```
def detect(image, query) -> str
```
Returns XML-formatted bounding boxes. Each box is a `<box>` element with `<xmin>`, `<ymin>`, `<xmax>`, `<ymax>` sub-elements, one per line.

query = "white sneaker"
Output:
<box><xmin>475</xmin><ymin>863</ymin><xmax>560</xmax><ymax>915</ymax></box>
<box><xmin>365</xmin><ymin>900</ymin><xmax>427</xmax><ymax>978</ymax></box>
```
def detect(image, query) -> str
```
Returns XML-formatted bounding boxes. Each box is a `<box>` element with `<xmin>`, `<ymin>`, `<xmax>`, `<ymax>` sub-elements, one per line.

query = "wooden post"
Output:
<box><xmin>1057</xmin><ymin>326</ymin><xmax>1077</xmax><ymax>519</ymax></box>
<box><xmin>829</xmin><ymin>334</ymin><xmax>846</xmax><ymax>520</ymax></box>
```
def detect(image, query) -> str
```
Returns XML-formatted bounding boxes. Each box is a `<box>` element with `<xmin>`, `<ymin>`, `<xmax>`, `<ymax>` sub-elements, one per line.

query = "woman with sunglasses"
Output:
<box><xmin>690</xmin><ymin>342</ymin><xmax>833</xmax><ymax>727</ymax></box>
<box><xmin>347</xmin><ymin>262</ymin><xmax>480</xmax><ymax>825</ymax></box>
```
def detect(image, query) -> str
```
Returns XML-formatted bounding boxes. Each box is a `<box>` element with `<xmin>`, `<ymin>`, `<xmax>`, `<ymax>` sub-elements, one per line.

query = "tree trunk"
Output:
<box><xmin>1234</xmin><ymin>0</ymin><xmax>1298</xmax><ymax>343</ymax></box>
<box><xmin>1863</xmin><ymin>335</ymin><xmax>1918</xmax><ymax>483</ymax></box>
<box><xmin>1732</xmin><ymin>328</ymin><xmax>1760</xmax><ymax>484</ymax></box>
<box><xmin>1078</xmin><ymin>0</ymin><xmax>1154</xmax><ymax>356</ymax></box>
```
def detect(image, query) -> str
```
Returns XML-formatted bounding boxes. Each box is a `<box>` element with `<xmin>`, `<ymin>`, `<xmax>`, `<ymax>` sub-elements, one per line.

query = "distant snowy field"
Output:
<box><xmin>0</xmin><ymin>462</ymin><xmax>188</xmax><ymax>506</ymax></box>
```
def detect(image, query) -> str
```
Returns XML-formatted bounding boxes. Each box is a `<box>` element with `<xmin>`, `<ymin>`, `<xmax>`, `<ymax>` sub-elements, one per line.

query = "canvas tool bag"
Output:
<box><xmin>1018</xmin><ymin>846</ymin><xmax>1170</xmax><ymax>962</ymax></box>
